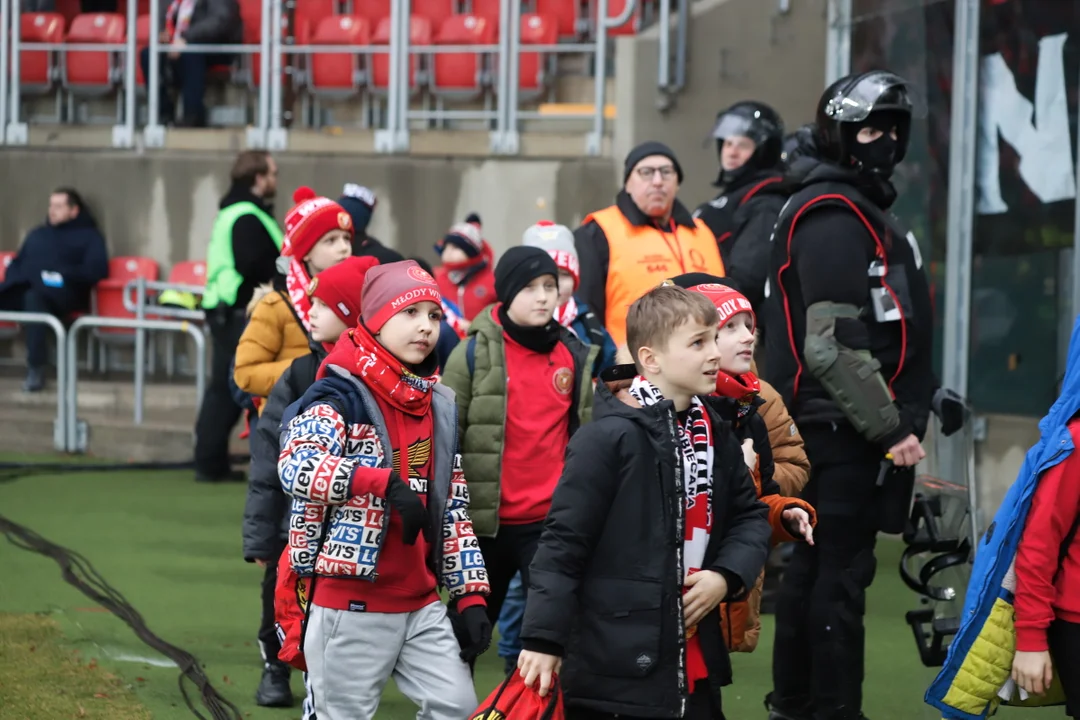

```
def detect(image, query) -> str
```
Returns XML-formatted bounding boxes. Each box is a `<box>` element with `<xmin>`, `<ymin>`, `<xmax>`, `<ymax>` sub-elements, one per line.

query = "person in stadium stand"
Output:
<box><xmin>336</xmin><ymin>183</ymin><xmax>405</xmax><ymax>264</ymax></box>
<box><xmin>433</xmin><ymin>213</ymin><xmax>497</xmax><ymax>322</ymax></box>
<box><xmin>140</xmin><ymin>0</ymin><xmax>242</xmax><ymax>127</ymax></box>
<box><xmin>196</xmin><ymin>150</ymin><xmax>280</xmax><ymax>483</ymax></box>
<box><xmin>693</xmin><ymin>101</ymin><xmax>787</xmax><ymax>313</ymax></box>
<box><xmin>575</xmin><ymin>141</ymin><xmax>725</xmax><ymax>349</ymax></box>
<box><xmin>762</xmin><ymin>70</ymin><xmax>935</xmax><ymax>720</ymax></box>
<box><xmin>0</xmin><ymin>188</ymin><xmax>108</xmax><ymax>392</ymax></box>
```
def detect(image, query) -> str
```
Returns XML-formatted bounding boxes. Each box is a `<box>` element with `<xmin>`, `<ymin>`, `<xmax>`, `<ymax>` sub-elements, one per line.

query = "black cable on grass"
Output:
<box><xmin>0</xmin><ymin>468</ymin><xmax>244</xmax><ymax>720</ymax></box>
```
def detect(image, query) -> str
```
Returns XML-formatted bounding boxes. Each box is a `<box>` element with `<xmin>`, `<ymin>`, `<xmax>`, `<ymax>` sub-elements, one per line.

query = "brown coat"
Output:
<box><xmin>233</xmin><ymin>285</ymin><xmax>310</xmax><ymax>403</ymax></box>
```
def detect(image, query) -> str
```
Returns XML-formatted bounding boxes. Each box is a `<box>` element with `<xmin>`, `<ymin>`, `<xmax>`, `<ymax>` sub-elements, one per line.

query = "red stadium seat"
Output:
<box><xmin>295</xmin><ymin>0</ymin><xmax>336</xmax><ymax>34</ymax></box>
<box><xmin>369</xmin><ymin>16</ymin><xmax>431</xmax><ymax>94</ymax></box>
<box><xmin>413</xmin><ymin>0</ymin><xmax>456</xmax><ymax>30</ymax></box>
<box><xmin>517</xmin><ymin>13</ymin><xmax>555</xmax><ymax>97</ymax></box>
<box><xmin>353</xmin><ymin>0</ymin><xmax>390</xmax><ymax>26</ymax></box>
<box><xmin>64</xmin><ymin>13</ymin><xmax>126</xmax><ymax>95</ymax></box>
<box><xmin>431</xmin><ymin>14</ymin><xmax>494</xmax><ymax>98</ymax></box>
<box><xmin>310</xmin><ymin>15</ymin><xmax>370</xmax><ymax>95</ymax></box>
<box><xmin>471</xmin><ymin>0</ymin><xmax>500</xmax><ymax>25</ymax></box>
<box><xmin>166</xmin><ymin>260</ymin><xmax>207</xmax><ymax>287</ymax></box>
<box><xmin>0</xmin><ymin>252</ymin><xmax>18</xmax><ymax>336</ymax></box>
<box><xmin>534</xmin><ymin>0</ymin><xmax>580</xmax><ymax>38</ymax></box>
<box><xmin>92</xmin><ymin>256</ymin><xmax>160</xmax><ymax>338</ymax></box>
<box><xmin>19</xmin><ymin>13</ymin><xmax>65</xmax><ymax>93</ymax></box>
<box><xmin>55</xmin><ymin>0</ymin><xmax>80</xmax><ymax>25</ymax></box>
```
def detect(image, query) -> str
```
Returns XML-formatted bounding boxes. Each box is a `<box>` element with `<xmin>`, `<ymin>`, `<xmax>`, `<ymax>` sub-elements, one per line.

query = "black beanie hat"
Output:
<box><xmin>495</xmin><ymin>246</ymin><xmax>559</xmax><ymax>305</ymax></box>
<box><xmin>668</xmin><ymin>272</ymin><xmax>738</xmax><ymax>291</ymax></box>
<box><xmin>623</xmin><ymin>141</ymin><xmax>684</xmax><ymax>184</ymax></box>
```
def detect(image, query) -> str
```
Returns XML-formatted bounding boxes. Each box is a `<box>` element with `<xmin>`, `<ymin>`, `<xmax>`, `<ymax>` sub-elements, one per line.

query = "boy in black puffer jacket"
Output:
<box><xmin>242</xmin><ymin>255</ymin><xmax>378</xmax><ymax>710</ymax></box>
<box><xmin>518</xmin><ymin>284</ymin><xmax>771</xmax><ymax>719</ymax></box>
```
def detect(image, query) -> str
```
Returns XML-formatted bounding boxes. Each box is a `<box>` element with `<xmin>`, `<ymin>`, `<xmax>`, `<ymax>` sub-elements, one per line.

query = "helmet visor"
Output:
<box><xmin>823</xmin><ymin>71</ymin><xmax>927</xmax><ymax>123</ymax></box>
<box><xmin>710</xmin><ymin>112</ymin><xmax>778</xmax><ymax>144</ymax></box>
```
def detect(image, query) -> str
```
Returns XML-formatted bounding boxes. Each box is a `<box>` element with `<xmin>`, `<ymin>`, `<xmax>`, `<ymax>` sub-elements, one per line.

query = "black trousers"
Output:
<box><xmin>1051</xmin><ymin>619</ymin><xmax>1080</xmax><ymax>718</ymax></box>
<box><xmin>258</xmin><ymin>555</ymin><xmax>284</xmax><ymax>665</ymax></box>
<box><xmin>193</xmin><ymin>306</ymin><xmax>246</xmax><ymax>477</ymax></box>
<box><xmin>477</xmin><ymin>521</ymin><xmax>544</xmax><ymax>625</ymax></box>
<box><xmin>770</xmin><ymin>422</ymin><xmax>884</xmax><ymax>720</ymax></box>
<box><xmin>567</xmin><ymin>681</ymin><xmax>724</xmax><ymax>720</ymax></box>
<box><xmin>0</xmin><ymin>284</ymin><xmax>78</xmax><ymax>368</ymax></box>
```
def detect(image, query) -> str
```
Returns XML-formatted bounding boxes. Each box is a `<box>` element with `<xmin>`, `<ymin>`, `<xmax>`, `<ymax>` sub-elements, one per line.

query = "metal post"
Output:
<box><xmin>942</xmin><ymin>0</ymin><xmax>980</xmax><ymax>538</ymax></box>
<box><xmin>657</xmin><ymin>0</ymin><xmax>670</xmax><ymax>91</ymax></box>
<box><xmin>375</xmin><ymin>0</ymin><xmax>401</xmax><ymax>152</ymax></box>
<box><xmin>824</xmin><ymin>0</ymin><xmax>851</xmax><ymax>86</ymax></box>
<box><xmin>113</xmin><ymin>0</ymin><xmax>137</xmax><ymax>147</ymax></box>
<box><xmin>0</xmin><ymin>312</ymin><xmax>68</xmax><ymax>450</ymax></box>
<box><xmin>267</xmin><ymin>0</ymin><xmax>287</xmax><ymax>149</ymax></box>
<box><xmin>502</xmin><ymin>0</ymin><xmax>522</xmax><ymax>154</ymax></box>
<box><xmin>490</xmin><ymin>0</ymin><xmax>510</xmax><ymax>153</ymax></box>
<box><xmin>145</xmin><ymin>0</ymin><xmax>165</xmax><ymax>146</ymax></box>
<box><xmin>394</xmin><ymin>0</ymin><xmax>410</xmax><ymax>151</ymax></box>
<box><xmin>133</xmin><ymin>277</ymin><xmax>147</xmax><ymax>424</ymax></box>
<box><xmin>247</xmin><ymin>0</ymin><xmax>272</xmax><ymax>147</ymax></box>
<box><xmin>6</xmin><ymin>0</ymin><xmax>27</xmax><ymax>145</ymax></box>
<box><xmin>0</xmin><ymin>0</ymin><xmax>10</xmax><ymax>145</ymax></box>
<box><xmin>673</xmin><ymin>0</ymin><xmax>688</xmax><ymax>92</ymax></box>
<box><xmin>585</xmin><ymin>0</ymin><xmax>609</xmax><ymax>156</ymax></box>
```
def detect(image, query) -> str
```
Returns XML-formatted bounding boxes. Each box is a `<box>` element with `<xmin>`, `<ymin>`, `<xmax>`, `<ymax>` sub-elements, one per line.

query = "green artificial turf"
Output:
<box><xmin>0</xmin><ymin>466</ymin><xmax>1048</xmax><ymax>719</ymax></box>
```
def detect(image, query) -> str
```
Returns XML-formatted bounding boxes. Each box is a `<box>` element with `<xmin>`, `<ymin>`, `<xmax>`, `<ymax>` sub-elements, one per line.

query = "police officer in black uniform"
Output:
<box><xmin>694</xmin><ymin>101</ymin><xmax>787</xmax><ymax>312</ymax></box>
<box><xmin>762</xmin><ymin>71</ymin><xmax>935</xmax><ymax>720</ymax></box>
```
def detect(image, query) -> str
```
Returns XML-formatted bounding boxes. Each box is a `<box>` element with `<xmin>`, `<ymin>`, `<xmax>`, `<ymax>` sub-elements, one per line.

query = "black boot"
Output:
<box><xmin>765</xmin><ymin>694</ymin><xmax>813</xmax><ymax>720</ymax></box>
<box><xmin>255</xmin><ymin>662</ymin><xmax>293</xmax><ymax>708</ymax></box>
<box><xmin>22</xmin><ymin>366</ymin><xmax>45</xmax><ymax>393</ymax></box>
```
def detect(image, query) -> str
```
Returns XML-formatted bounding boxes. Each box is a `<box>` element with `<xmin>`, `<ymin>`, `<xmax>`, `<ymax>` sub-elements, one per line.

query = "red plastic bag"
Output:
<box><xmin>273</xmin><ymin>546</ymin><xmax>311</xmax><ymax>671</ymax></box>
<box><xmin>471</xmin><ymin>672</ymin><xmax>565</xmax><ymax>720</ymax></box>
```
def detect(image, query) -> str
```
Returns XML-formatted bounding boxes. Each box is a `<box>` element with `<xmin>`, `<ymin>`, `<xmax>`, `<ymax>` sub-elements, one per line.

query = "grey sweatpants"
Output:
<box><xmin>304</xmin><ymin>600</ymin><xmax>478</xmax><ymax>720</ymax></box>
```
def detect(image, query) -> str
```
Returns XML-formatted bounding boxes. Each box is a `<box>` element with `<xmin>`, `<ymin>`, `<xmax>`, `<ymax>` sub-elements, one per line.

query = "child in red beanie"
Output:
<box><xmin>433</xmin><ymin>213</ymin><xmax>496</xmax><ymax>322</ymax></box>
<box><xmin>234</xmin><ymin>187</ymin><xmax>353</xmax><ymax>405</ymax></box>
<box><xmin>278</xmin><ymin>260</ymin><xmax>491</xmax><ymax>720</ymax></box>
<box><xmin>243</xmin><ymin>254</ymin><xmax>380</xmax><ymax>710</ymax></box>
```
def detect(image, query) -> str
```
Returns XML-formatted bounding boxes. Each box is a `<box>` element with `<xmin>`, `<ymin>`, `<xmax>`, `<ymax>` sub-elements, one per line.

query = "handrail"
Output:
<box><xmin>587</xmin><ymin>0</ymin><xmax>636</xmax><ymax>155</ymax></box>
<box><xmin>116</xmin><ymin>0</ymin><xmax>137</xmax><ymax>147</ymax></box>
<box><xmin>6</xmin><ymin>0</ymin><xmax>24</xmax><ymax>144</ymax></box>
<box><xmin>121</xmin><ymin>277</ymin><xmax>207</xmax><ymax>322</ymax></box>
<box><xmin>66</xmin><ymin>316</ymin><xmax>206</xmax><ymax>451</ymax></box>
<box><xmin>0</xmin><ymin>0</ymin><xmax>10</xmax><ymax>144</ymax></box>
<box><xmin>0</xmin><ymin>311</ymin><xmax>68</xmax><ymax>451</ymax></box>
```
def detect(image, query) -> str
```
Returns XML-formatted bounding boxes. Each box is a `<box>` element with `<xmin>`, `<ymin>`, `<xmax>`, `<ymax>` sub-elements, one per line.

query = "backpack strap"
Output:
<box><xmin>577</xmin><ymin>308</ymin><xmax>607</xmax><ymax>348</ymax></box>
<box><xmin>277</xmin><ymin>289</ymin><xmax>309</xmax><ymax>335</ymax></box>
<box><xmin>466</xmin><ymin>335</ymin><xmax>477</xmax><ymax>376</ymax></box>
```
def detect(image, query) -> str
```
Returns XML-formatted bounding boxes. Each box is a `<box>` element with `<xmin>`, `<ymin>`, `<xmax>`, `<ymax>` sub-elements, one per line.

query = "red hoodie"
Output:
<box><xmin>434</xmin><ymin>242</ymin><xmax>497</xmax><ymax>321</ymax></box>
<box><xmin>1015</xmin><ymin>418</ymin><xmax>1080</xmax><ymax>652</ymax></box>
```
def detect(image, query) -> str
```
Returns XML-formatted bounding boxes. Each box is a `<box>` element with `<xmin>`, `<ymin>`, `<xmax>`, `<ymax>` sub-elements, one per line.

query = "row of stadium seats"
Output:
<box><xmin>14</xmin><ymin>8</ymin><xmax>623</xmax><ymax>100</ymax></box>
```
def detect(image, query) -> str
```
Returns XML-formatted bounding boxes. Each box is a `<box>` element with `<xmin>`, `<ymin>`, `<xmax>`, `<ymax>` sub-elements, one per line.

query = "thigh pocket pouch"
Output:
<box><xmin>577</xmin><ymin>578</ymin><xmax>663</xmax><ymax>678</ymax></box>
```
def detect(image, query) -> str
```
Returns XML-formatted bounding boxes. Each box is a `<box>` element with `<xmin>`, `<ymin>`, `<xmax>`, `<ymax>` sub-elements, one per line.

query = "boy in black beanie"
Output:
<box><xmin>441</xmin><ymin>245</ymin><xmax>599</xmax><ymax>633</ymax></box>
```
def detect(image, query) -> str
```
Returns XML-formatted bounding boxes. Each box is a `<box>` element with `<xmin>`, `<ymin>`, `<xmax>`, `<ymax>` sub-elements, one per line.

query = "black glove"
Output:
<box><xmin>932</xmin><ymin>387</ymin><xmax>968</xmax><ymax>437</ymax></box>
<box><xmin>384</xmin><ymin>472</ymin><xmax>430</xmax><ymax>545</ymax></box>
<box><xmin>455</xmin><ymin>605</ymin><xmax>492</xmax><ymax>663</ymax></box>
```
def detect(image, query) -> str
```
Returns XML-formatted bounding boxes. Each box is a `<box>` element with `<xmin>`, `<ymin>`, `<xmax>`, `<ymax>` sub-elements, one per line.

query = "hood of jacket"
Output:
<box><xmin>779</xmin><ymin>155</ymin><xmax>897</xmax><ymax>209</ymax></box>
<box><xmin>246</xmin><ymin>282</ymin><xmax>275</xmax><ymax>316</ymax></box>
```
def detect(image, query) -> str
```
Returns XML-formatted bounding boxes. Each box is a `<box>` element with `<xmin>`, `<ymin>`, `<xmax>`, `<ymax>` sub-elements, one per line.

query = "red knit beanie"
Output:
<box><xmin>307</xmin><ymin>255</ymin><xmax>381</xmax><ymax>326</ymax></box>
<box><xmin>361</xmin><ymin>260</ymin><xmax>443</xmax><ymax>333</ymax></box>
<box><xmin>282</xmin><ymin>186</ymin><xmax>354</xmax><ymax>260</ymax></box>
<box><xmin>688</xmin><ymin>283</ymin><xmax>756</xmax><ymax>332</ymax></box>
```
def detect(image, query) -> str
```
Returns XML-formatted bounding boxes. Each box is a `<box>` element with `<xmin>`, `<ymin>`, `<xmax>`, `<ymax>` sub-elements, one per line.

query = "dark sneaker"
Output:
<box><xmin>194</xmin><ymin>469</ymin><xmax>246</xmax><ymax>483</ymax></box>
<box><xmin>255</xmin><ymin>662</ymin><xmax>293</xmax><ymax>708</ymax></box>
<box><xmin>765</xmin><ymin>694</ymin><xmax>813</xmax><ymax>720</ymax></box>
<box><xmin>22</xmin><ymin>367</ymin><xmax>45</xmax><ymax>393</ymax></box>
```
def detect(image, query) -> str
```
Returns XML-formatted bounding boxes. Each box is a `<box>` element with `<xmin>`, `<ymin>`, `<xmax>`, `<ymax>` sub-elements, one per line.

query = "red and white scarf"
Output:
<box><xmin>553</xmin><ymin>296</ymin><xmax>579</xmax><ymax>328</ymax></box>
<box><xmin>284</xmin><ymin>257</ymin><xmax>315</xmax><ymax>333</ymax></box>
<box><xmin>165</xmin><ymin>0</ymin><xmax>197</xmax><ymax>40</ymax></box>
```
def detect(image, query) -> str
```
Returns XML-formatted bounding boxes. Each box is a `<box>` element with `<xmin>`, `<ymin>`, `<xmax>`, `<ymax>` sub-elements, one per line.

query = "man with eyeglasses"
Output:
<box><xmin>574</xmin><ymin>141</ymin><xmax>726</xmax><ymax>348</ymax></box>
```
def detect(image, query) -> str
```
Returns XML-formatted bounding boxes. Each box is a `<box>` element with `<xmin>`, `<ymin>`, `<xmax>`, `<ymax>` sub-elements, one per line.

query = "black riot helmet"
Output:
<box><xmin>814</xmin><ymin>70</ymin><xmax>925</xmax><ymax>175</ymax></box>
<box><xmin>781</xmin><ymin>123</ymin><xmax>818</xmax><ymax>168</ymax></box>
<box><xmin>710</xmin><ymin>101</ymin><xmax>785</xmax><ymax>185</ymax></box>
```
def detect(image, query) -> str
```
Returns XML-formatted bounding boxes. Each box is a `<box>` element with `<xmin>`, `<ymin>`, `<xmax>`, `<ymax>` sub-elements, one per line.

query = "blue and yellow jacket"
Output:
<box><xmin>924</xmin><ymin>317</ymin><xmax>1080</xmax><ymax>718</ymax></box>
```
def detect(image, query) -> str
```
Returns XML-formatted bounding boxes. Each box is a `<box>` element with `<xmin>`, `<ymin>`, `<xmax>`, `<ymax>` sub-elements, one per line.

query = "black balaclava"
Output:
<box><xmin>847</xmin><ymin>110</ymin><xmax>905</xmax><ymax>180</ymax></box>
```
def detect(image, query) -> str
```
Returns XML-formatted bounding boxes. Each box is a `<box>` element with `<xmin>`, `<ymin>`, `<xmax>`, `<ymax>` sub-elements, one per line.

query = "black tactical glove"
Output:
<box><xmin>932</xmin><ymin>387</ymin><xmax>969</xmax><ymax>437</ymax></box>
<box><xmin>454</xmin><ymin>605</ymin><xmax>492</xmax><ymax>663</ymax></box>
<box><xmin>384</xmin><ymin>472</ymin><xmax>430</xmax><ymax>545</ymax></box>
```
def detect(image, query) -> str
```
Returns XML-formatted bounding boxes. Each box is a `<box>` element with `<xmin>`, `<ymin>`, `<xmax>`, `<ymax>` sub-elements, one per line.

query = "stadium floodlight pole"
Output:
<box><xmin>113</xmin><ymin>0</ymin><xmax>138</xmax><ymax>147</ymax></box>
<box><xmin>145</xmin><ymin>0</ymin><xmax>165</xmax><ymax>147</ymax></box>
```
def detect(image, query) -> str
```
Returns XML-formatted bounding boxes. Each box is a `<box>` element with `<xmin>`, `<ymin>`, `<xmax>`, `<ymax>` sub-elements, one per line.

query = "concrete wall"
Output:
<box><xmin>0</xmin><ymin>151</ymin><xmax>618</xmax><ymax>266</ymax></box>
<box><xmin>612</xmin><ymin>0</ymin><xmax>828</xmax><ymax>208</ymax></box>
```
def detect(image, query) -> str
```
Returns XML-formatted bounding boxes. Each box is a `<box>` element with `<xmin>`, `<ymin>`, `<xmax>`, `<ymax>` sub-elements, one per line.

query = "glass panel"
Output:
<box><xmin>968</xmin><ymin>1</ymin><xmax>1079</xmax><ymax>416</ymax></box>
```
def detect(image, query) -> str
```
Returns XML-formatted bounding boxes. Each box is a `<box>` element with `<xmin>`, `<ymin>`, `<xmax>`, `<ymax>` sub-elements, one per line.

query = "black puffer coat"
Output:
<box><xmin>521</xmin><ymin>368</ymin><xmax>771</xmax><ymax>717</ymax></box>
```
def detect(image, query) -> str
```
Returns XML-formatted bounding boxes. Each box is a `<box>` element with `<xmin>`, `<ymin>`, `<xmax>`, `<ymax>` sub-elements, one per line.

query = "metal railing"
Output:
<box><xmin>65</xmin><ymin>316</ymin><xmax>206</xmax><ymax>452</ymax></box>
<box><xmin>0</xmin><ymin>0</ymin><xmax>638</xmax><ymax>154</ymax></box>
<box><xmin>0</xmin><ymin>311</ymin><xmax>68</xmax><ymax>451</ymax></box>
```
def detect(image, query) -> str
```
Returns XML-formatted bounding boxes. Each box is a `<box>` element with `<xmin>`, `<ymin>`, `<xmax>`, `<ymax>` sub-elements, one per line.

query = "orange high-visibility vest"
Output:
<box><xmin>586</xmin><ymin>205</ymin><xmax>725</xmax><ymax>346</ymax></box>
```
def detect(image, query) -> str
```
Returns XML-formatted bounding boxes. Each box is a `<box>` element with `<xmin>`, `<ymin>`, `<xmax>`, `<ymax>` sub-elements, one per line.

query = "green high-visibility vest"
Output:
<box><xmin>202</xmin><ymin>201</ymin><xmax>284</xmax><ymax>310</ymax></box>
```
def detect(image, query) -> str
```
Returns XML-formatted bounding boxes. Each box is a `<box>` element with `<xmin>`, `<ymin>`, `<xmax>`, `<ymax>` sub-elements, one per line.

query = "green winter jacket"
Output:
<box><xmin>440</xmin><ymin>306</ymin><xmax>598</xmax><ymax>538</ymax></box>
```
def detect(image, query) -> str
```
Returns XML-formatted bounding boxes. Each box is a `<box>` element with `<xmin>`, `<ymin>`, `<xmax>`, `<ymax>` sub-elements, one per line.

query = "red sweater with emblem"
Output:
<box><xmin>1015</xmin><ymin>418</ymin><xmax>1080</xmax><ymax>652</ymax></box>
<box><xmin>499</xmin><ymin>318</ymin><xmax>576</xmax><ymax>526</ymax></box>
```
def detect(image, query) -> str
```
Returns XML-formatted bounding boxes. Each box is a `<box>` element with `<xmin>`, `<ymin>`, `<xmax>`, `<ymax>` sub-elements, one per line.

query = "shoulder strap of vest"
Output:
<box><xmin>739</xmin><ymin>176</ymin><xmax>784</xmax><ymax>207</ymax></box>
<box><xmin>218</xmin><ymin>201</ymin><xmax>285</xmax><ymax>249</ymax></box>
